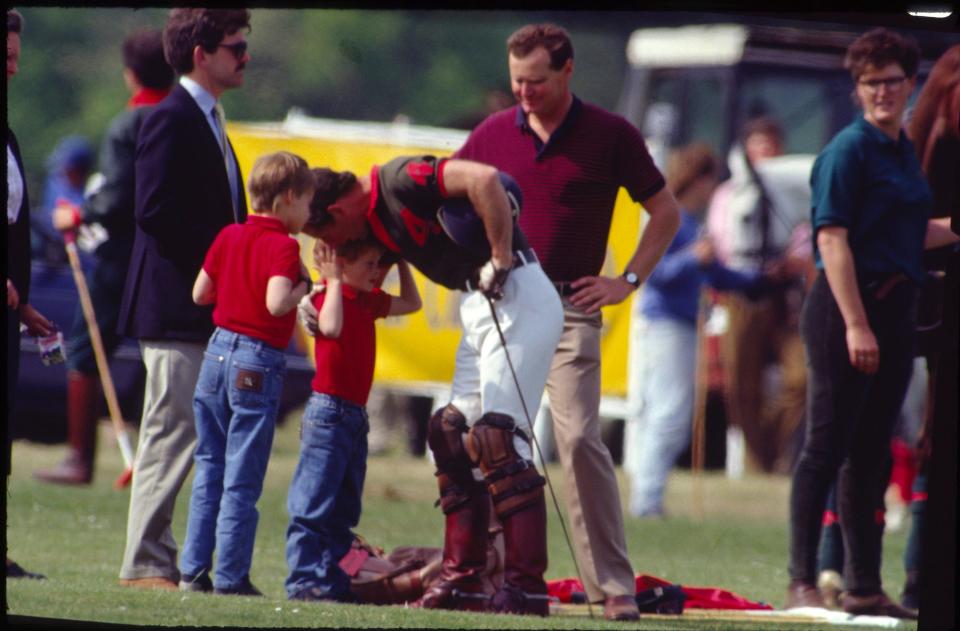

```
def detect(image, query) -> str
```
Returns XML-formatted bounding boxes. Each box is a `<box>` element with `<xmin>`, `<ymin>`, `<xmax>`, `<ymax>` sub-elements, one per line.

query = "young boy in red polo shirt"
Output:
<box><xmin>180</xmin><ymin>151</ymin><xmax>315</xmax><ymax>596</ymax></box>
<box><xmin>284</xmin><ymin>236</ymin><xmax>421</xmax><ymax>602</ymax></box>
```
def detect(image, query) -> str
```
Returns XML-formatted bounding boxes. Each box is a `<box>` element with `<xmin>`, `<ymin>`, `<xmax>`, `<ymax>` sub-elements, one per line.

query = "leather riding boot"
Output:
<box><xmin>418</xmin><ymin>489</ymin><xmax>491</xmax><ymax>611</ymax></box>
<box><xmin>490</xmin><ymin>494</ymin><xmax>550</xmax><ymax>616</ymax></box>
<box><xmin>34</xmin><ymin>370</ymin><xmax>99</xmax><ymax>485</ymax></box>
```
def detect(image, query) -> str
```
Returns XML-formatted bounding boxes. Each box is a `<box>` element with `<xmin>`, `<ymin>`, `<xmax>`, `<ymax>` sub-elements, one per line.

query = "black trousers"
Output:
<box><xmin>789</xmin><ymin>272</ymin><xmax>916</xmax><ymax>593</ymax></box>
<box><xmin>6</xmin><ymin>307</ymin><xmax>21</xmax><ymax>477</ymax></box>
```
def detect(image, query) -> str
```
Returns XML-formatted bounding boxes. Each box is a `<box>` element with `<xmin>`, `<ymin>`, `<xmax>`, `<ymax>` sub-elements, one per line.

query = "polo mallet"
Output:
<box><xmin>690</xmin><ymin>289</ymin><xmax>709</xmax><ymax>521</ymax></box>
<box><xmin>485</xmin><ymin>295</ymin><xmax>595</xmax><ymax>619</ymax></box>
<box><xmin>63</xmin><ymin>231</ymin><xmax>136</xmax><ymax>488</ymax></box>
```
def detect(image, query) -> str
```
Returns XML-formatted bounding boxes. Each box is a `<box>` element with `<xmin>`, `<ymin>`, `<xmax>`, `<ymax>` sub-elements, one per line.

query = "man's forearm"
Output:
<box><xmin>625</xmin><ymin>188</ymin><xmax>681</xmax><ymax>282</ymax></box>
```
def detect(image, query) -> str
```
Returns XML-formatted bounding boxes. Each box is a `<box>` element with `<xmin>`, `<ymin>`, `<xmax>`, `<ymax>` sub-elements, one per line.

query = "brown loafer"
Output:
<box><xmin>842</xmin><ymin>591</ymin><xmax>918</xmax><ymax>620</ymax></box>
<box><xmin>785</xmin><ymin>580</ymin><xmax>825</xmax><ymax>609</ymax></box>
<box><xmin>119</xmin><ymin>577</ymin><xmax>178</xmax><ymax>591</ymax></box>
<box><xmin>604</xmin><ymin>594</ymin><xmax>640</xmax><ymax>621</ymax></box>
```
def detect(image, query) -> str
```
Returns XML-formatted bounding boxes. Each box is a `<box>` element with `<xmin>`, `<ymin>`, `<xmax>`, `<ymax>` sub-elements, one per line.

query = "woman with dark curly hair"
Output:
<box><xmin>784</xmin><ymin>28</ymin><xmax>936</xmax><ymax>619</ymax></box>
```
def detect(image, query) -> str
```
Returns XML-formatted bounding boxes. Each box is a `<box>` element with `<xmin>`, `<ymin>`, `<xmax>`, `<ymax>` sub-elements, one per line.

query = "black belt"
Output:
<box><xmin>463</xmin><ymin>248</ymin><xmax>538</xmax><ymax>292</ymax></box>
<box><xmin>552</xmin><ymin>281</ymin><xmax>577</xmax><ymax>297</ymax></box>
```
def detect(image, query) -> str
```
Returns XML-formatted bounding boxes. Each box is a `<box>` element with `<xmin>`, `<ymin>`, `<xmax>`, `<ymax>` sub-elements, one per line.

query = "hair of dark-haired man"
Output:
<box><xmin>507</xmin><ymin>23</ymin><xmax>573</xmax><ymax>70</ymax></box>
<box><xmin>307</xmin><ymin>168</ymin><xmax>358</xmax><ymax>230</ymax></box>
<box><xmin>123</xmin><ymin>29</ymin><xmax>174</xmax><ymax>91</ymax></box>
<box><xmin>844</xmin><ymin>27</ymin><xmax>921</xmax><ymax>81</ymax></box>
<box><xmin>7</xmin><ymin>9</ymin><xmax>23</xmax><ymax>33</ymax></box>
<box><xmin>162</xmin><ymin>8</ymin><xmax>251</xmax><ymax>76</ymax></box>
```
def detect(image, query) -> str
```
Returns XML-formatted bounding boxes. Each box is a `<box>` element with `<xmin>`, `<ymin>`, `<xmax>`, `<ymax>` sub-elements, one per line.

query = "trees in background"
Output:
<box><xmin>8</xmin><ymin>8</ymin><xmax>630</xmax><ymax>192</ymax></box>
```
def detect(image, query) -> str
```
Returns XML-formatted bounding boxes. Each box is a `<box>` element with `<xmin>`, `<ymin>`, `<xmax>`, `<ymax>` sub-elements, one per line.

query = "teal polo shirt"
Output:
<box><xmin>810</xmin><ymin>116</ymin><xmax>932</xmax><ymax>284</ymax></box>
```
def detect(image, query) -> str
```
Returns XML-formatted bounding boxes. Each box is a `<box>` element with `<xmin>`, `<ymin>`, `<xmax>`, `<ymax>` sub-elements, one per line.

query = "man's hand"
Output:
<box><xmin>297</xmin><ymin>286</ymin><xmax>323</xmax><ymax>336</ymax></box>
<box><xmin>52</xmin><ymin>200</ymin><xmax>82</xmax><ymax>232</ymax></box>
<box><xmin>20</xmin><ymin>303</ymin><xmax>55</xmax><ymax>337</ymax></box>
<box><xmin>7</xmin><ymin>279</ymin><xmax>20</xmax><ymax>310</ymax></box>
<box><xmin>477</xmin><ymin>259</ymin><xmax>511</xmax><ymax>301</ymax></box>
<box><xmin>569</xmin><ymin>275</ymin><xmax>634</xmax><ymax>314</ymax></box>
<box><xmin>690</xmin><ymin>238</ymin><xmax>716</xmax><ymax>266</ymax></box>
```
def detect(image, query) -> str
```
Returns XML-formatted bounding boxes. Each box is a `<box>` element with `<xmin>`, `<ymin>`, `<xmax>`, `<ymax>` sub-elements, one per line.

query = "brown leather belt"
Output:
<box><xmin>866</xmin><ymin>273</ymin><xmax>909</xmax><ymax>300</ymax></box>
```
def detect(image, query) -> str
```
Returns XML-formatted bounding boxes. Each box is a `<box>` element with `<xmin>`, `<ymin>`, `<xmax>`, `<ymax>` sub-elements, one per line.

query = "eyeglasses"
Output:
<box><xmin>858</xmin><ymin>76</ymin><xmax>907</xmax><ymax>92</ymax></box>
<box><xmin>218</xmin><ymin>41</ymin><xmax>248</xmax><ymax>60</ymax></box>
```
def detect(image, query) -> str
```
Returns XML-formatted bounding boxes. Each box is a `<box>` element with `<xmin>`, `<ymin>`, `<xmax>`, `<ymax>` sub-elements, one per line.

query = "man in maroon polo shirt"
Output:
<box><xmin>455</xmin><ymin>23</ymin><xmax>680</xmax><ymax>622</ymax></box>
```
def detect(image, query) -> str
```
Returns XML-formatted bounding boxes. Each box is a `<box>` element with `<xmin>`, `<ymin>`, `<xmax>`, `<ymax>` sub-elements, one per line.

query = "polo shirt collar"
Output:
<box><xmin>246</xmin><ymin>213</ymin><xmax>288</xmax><ymax>233</ymax></box>
<box><xmin>515</xmin><ymin>95</ymin><xmax>583</xmax><ymax>156</ymax></box>
<box><xmin>855</xmin><ymin>115</ymin><xmax>907</xmax><ymax>149</ymax></box>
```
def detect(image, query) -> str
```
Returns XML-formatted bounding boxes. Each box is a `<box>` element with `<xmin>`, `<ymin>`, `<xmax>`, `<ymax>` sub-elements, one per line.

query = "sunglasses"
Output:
<box><xmin>218</xmin><ymin>41</ymin><xmax>248</xmax><ymax>60</ymax></box>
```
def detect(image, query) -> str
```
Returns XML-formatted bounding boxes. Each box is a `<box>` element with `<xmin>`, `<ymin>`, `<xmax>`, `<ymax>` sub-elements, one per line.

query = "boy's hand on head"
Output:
<box><xmin>314</xmin><ymin>239</ymin><xmax>342</xmax><ymax>281</ymax></box>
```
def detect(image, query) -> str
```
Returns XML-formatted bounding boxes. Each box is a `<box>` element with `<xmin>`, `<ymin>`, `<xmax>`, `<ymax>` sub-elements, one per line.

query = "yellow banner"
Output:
<box><xmin>229</xmin><ymin>117</ymin><xmax>643</xmax><ymax>396</ymax></box>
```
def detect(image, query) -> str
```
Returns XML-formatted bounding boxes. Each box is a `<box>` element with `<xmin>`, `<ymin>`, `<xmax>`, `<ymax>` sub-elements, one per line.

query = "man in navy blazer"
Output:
<box><xmin>117</xmin><ymin>8</ymin><xmax>251</xmax><ymax>591</ymax></box>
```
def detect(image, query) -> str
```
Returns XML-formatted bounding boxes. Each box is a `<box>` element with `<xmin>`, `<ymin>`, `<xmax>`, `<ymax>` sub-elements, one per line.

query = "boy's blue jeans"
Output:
<box><xmin>285</xmin><ymin>392</ymin><xmax>369</xmax><ymax>600</ymax></box>
<box><xmin>181</xmin><ymin>328</ymin><xmax>286</xmax><ymax>590</ymax></box>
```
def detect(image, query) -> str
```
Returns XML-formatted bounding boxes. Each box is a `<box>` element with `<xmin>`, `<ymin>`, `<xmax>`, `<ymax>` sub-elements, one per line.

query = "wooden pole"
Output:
<box><xmin>64</xmin><ymin>236</ymin><xmax>135</xmax><ymax>487</ymax></box>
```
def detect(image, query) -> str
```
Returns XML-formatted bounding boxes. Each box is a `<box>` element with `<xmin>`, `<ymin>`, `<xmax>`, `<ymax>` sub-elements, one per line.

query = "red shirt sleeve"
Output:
<box><xmin>267</xmin><ymin>237</ymin><xmax>301</xmax><ymax>282</ymax></box>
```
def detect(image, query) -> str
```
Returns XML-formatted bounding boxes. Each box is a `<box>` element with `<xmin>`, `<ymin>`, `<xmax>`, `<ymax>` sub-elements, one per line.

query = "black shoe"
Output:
<box><xmin>214</xmin><ymin>576</ymin><xmax>263</xmax><ymax>597</ymax></box>
<box><xmin>900</xmin><ymin>570</ymin><xmax>920</xmax><ymax>611</ymax></box>
<box><xmin>6</xmin><ymin>560</ymin><xmax>46</xmax><ymax>580</ymax></box>
<box><xmin>179</xmin><ymin>573</ymin><xmax>214</xmax><ymax>592</ymax></box>
<box><xmin>290</xmin><ymin>586</ymin><xmax>357</xmax><ymax>603</ymax></box>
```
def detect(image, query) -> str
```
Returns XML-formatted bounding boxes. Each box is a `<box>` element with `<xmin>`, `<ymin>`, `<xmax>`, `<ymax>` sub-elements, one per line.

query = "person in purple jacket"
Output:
<box><xmin>623</xmin><ymin>143</ymin><xmax>770</xmax><ymax>519</ymax></box>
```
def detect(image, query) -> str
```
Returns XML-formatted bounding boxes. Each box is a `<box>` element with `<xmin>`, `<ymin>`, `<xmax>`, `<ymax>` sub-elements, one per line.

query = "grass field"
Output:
<box><xmin>5</xmin><ymin>410</ymin><xmax>916</xmax><ymax>630</ymax></box>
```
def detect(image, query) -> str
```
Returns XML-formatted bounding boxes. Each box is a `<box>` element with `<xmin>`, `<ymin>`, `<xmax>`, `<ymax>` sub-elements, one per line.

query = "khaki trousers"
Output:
<box><xmin>720</xmin><ymin>291</ymin><xmax>807</xmax><ymax>473</ymax></box>
<box><xmin>119</xmin><ymin>340</ymin><xmax>203</xmax><ymax>581</ymax></box>
<box><xmin>545</xmin><ymin>301</ymin><xmax>635</xmax><ymax>601</ymax></box>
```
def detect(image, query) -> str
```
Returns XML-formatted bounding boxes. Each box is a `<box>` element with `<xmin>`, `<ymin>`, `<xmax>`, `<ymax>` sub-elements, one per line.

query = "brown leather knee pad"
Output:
<box><xmin>427</xmin><ymin>404</ymin><xmax>484</xmax><ymax>513</ymax></box>
<box><xmin>466</xmin><ymin>413</ymin><xmax>545</xmax><ymax>519</ymax></box>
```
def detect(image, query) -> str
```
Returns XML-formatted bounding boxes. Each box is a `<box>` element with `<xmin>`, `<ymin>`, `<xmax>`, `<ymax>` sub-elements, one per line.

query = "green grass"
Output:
<box><xmin>5</xmin><ymin>411</ymin><xmax>916</xmax><ymax>630</ymax></box>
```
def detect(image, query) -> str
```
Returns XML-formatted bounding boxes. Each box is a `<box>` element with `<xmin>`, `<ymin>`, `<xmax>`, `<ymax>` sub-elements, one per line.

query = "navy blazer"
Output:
<box><xmin>7</xmin><ymin>129</ymin><xmax>32</xmax><ymax>305</ymax></box>
<box><xmin>118</xmin><ymin>84</ymin><xmax>247</xmax><ymax>342</ymax></box>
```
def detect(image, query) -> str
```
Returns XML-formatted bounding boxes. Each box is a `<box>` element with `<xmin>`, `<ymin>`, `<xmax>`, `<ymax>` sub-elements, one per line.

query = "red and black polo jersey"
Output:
<box><xmin>366</xmin><ymin>155</ymin><xmax>530</xmax><ymax>290</ymax></box>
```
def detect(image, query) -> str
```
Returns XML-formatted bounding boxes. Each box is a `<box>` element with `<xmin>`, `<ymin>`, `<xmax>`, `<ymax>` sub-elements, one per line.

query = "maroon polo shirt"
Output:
<box><xmin>202</xmin><ymin>214</ymin><xmax>301</xmax><ymax>349</ymax></box>
<box><xmin>310</xmin><ymin>284</ymin><xmax>392</xmax><ymax>406</ymax></box>
<box><xmin>455</xmin><ymin>97</ymin><xmax>665</xmax><ymax>282</ymax></box>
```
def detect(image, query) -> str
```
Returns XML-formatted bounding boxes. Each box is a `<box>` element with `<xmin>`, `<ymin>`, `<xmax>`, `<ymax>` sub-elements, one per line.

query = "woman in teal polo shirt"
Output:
<box><xmin>785</xmin><ymin>28</ymin><xmax>932</xmax><ymax>618</ymax></box>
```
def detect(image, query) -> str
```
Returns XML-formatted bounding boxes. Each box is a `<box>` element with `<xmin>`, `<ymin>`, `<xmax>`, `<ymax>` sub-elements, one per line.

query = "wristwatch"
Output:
<box><xmin>621</xmin><ymin>271</ymin><xmax>641</xmax><ymax>289</ymax></box>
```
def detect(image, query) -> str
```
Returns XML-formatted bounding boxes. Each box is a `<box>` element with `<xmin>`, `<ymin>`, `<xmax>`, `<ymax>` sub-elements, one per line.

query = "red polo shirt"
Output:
<box><xmin>202</xmin><ymin>214</ymin><xmax>301</xmax><ymax>349</ymax></box>
<box><xmin>311</xmin><ymin>284</ymin><xmax>392</xmax><ymax>406</ymax></box>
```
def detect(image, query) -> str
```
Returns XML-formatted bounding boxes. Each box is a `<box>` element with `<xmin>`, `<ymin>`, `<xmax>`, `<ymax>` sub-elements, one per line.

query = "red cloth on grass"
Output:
<box><xmin>546</xmin><ymin>574</ymin><xmax>773</xmax><ymax>610</ymax></box>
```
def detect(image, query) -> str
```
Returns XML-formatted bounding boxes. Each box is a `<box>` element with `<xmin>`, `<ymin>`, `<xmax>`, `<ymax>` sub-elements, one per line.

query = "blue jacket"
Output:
<box><xmin>639</xmin><ymin>211</ymin><xmax>762</xmax><ymax>325</ymax></box>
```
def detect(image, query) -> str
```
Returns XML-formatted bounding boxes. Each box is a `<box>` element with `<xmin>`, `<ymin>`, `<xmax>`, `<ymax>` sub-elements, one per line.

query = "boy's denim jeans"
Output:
<box><xmin>285</xmin><ymin>392</ymin><xmax>368</xmax><ymax>599</ymax></box>
<box><xmin>180</xmin><ymin>328</ymin><xmax>286</xmax><ymax>590</ymax></box>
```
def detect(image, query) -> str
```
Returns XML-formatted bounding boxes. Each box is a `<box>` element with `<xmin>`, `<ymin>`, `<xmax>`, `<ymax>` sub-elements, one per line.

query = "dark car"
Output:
<box><xmin>11</xmin><ymin>241</ymin><xmax>314</xmax><ymax>445</ymax></box>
